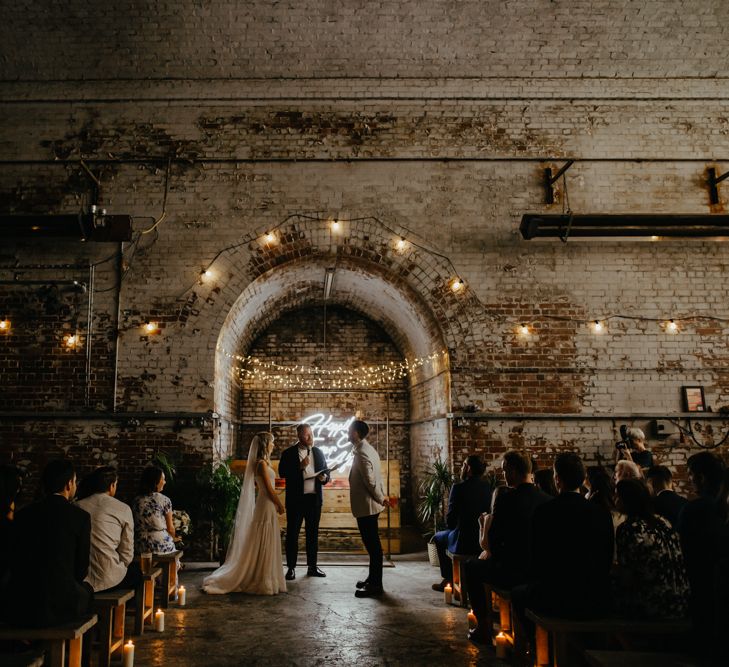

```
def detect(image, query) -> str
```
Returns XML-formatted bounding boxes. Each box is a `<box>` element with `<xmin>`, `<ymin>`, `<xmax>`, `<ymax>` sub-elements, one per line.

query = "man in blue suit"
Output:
<box><xmin>431</xmin><ymin>455</ymin><xmax>492</xmax><ymax>591</ymax></box>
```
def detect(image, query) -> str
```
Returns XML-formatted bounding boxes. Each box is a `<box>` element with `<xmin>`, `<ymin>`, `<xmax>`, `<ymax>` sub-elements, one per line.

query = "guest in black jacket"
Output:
<box><xmin>0</xmin><ymin>464</ymin><xmax>23</xmax><ymax>590</ymax></box>
<box><xmin>2</xmin><ymin>459</ymin><xmax>93</xmax><ymax>628</ymax></box>
<box><xmin>431</xmin><ymin>455</ymin><xmax>491</xmax><ymax>591</ymax></box>
<box><xmin>465</xmin><ymin>450</ymin><xmax>551</xmax><ymax>643</ymax></box>
<box><xmin>525</xmin><ymin>452</ymin><xmax>614</xmax><ymax>618</ymax></box>
<box><xmin>646</xmin><ymin>465</ymin><xmax>688</xmax><ymax>528</ymax></box>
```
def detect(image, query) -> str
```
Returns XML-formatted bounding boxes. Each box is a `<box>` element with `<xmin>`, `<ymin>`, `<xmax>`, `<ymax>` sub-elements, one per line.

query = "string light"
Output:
<box><xmin>330</xmin><ymin>219</ymin><xmax>341</xmax><ymax>233</ymax></box>
<box><xmin>450</xmin><ymin>277</ymin><xmax>464</xmax><ymax>292</ymax></box>
<box><xmin>264</xmin><ymin>231</ymin><xmax>276</xmax><ymax>244</ymax></box>
<box><xmin>201</xmin><ymin>269</ymin><xmax>213</xmax><ymax>280</ymax></box>
<box><xmin>144</xmin><ymin>322</ymin><xmax>159</xmax><ymax>334</ymax></box>
<box><xmin>395</xmin><ymin>237</ymin><xmax>407</xmax><ymax>251</ymax></box>
<box><xmin>592</xmin><ymin>320</ymin><xmax>604</xmax><ymax>333</ymax></box>
<box><xmin>519</xmin><ymin>323</ymin><xmax>530</xmax><ymax>335</ymax></box>
<box><xmin>64</xmin><ymin>334</ymin><xmax>79</xmax><ymax>348</ymax></box>
<box><xmin>666</xmin><ymin>319</ymin><xmax>678</xmax><ymax>333</ymax></box>
<box><xmin>0</xmin><ymin>319</ymin><xmax>10</xmax><ymax>332</ymax></box>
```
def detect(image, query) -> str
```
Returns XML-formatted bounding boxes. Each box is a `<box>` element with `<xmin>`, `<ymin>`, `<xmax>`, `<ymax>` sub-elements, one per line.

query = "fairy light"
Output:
<box><xmin>592</xmin><ymin>320</ymin><xmax>604</xmax><ymax>333</ymax></box>
<box><xmin>0</xmin><ymin>319</ymin><xmax>10</xmax><ymax>332</ymax></box>
<box><xmin>64</xmin><ymin>334</ymin><xmax>79</xmax><ymax>348</ymax></box>
<box><xmin>264</xmin><ymin>231</ymin><xmax>276</xmax><ymax>244</ymax></box>
<box><xmin>201</xmin><ymin>269</ymin><xmax>213</xmax><ymax>280</ymax></box>
<box><xmin>450</xmin><ymin>277</ymin><xmax>464</xmax><ymax>292</ymax></box>
<box><xmin>666</xmin><ymin>319</ymin><xmax>678</xmax><ymax>333</ymax></box>
<box><xmin>519</xmin><ymin>323</ymin><xmax>530</xmax><ymax>335</ymax></box>
<box><xmin>144</xmin><ymin>322</ymin><xmax>159</xmax><ymax>334</ymax></box>
<box><xmin>395</xmin><ymin>237</ymin><xmax>407</xmax><ymax>251</ymax></box>
<box><xmin>330</xmin><ymin>219</ymin><xmax>341</xmax><ymax>233</ymax></box>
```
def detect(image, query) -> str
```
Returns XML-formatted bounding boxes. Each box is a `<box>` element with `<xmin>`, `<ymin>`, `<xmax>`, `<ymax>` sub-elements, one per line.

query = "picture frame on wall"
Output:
<box><xmin>682</xmin><ymin>386</ymin><xmax>706</xmax><ymax>412</ymax></box>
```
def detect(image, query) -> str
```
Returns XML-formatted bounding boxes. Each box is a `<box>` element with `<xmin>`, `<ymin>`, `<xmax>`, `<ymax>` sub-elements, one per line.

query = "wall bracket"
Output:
<box><xmin>544</xmin><ymin>159</ymin><xmax>575</xmax><ymax>204</ymax></box>
<box><xmin>707</xmin><ymin>167</ymin><xmax>729</xmax><ymax>205</ymax></box>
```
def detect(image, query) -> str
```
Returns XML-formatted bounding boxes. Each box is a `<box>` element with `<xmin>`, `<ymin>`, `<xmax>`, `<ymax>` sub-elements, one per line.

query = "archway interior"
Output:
<box><xmin>214</xmin><ymin>257</ymin><xmax>452</xmax><ymax>546</ymax></box>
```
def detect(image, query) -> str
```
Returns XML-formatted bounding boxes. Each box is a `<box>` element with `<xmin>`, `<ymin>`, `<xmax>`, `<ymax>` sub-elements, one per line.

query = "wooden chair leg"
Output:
<box><xmin>98</xmin><ymin>609</ymin><xmax>113</xmax><ymax>667</ymax></box>
<box><xmin>482</xmin><ymin>585</ymin><xmax>494</xmax><ymax>644</ymax></box>
<box><xmin>134</xmin><ymin>585</ymin><xmax>145</xmax><ymax>635</ymax></box>
<box><xmin>145</xmin><ymin>579</ymin><xmax>154</xmax><ymax>625</ymax></box>
<box><xmin>67</xmin><ymin>636</ymin><xmax>82</xmax><ymax>667</ymax></box>
<box><xmin>499</xmin><ymin>598</ymin><xmax>512</xmax><ymax>633</ymax></box>
<box><xmin>48</xmin><ymin>640</ymin><xmax>66</xmax><ymax>667</ymax></box>
<box><xmin>535</xmin><ymin>624</ymin><xmax>550</xmax><ymax>667</ymax></box>
<box><xmin>112</xmin><ymin>602</ymin><xmax>126</xmax><ymax>657</ymax></box>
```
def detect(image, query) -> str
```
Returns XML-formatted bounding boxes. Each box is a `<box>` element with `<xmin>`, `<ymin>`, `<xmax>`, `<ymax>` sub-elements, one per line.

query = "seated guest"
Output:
<box><xmin>0</xmin><ymin>464</ymin><xmax>23</xmax><ymax>588</ymax></box>
<box><xmin>677</xmin><ymin>452</ymin><xmax>725</xmax><ymax>655</ymax></box>
<box><xmin>524</xmin><ymin>452</ymin><xmax>614</xmax><ymax>618</ymax></box>
<box><xmin>645</xmin><ymin>465</ymin><xmax>688</xmax><ymax>528</ymax></box>
<box><xmin>431</xmin><ymin>455</ymin><xmax>491</xmax><ymax>592</ymax></box>
<box><xmin>616</xmin><ymin>427</ymin><xmax>654</xmax><ymax>469</ymax></box>
<box><xmin>476</xmin><ymin>485</ymin><xmax>509</xmax><ymax>561</ymax></box>
<box><xmin>533</xmin><ymin>468</ymin><xmax>558</xmax><ymax>497</ymax></box>
<box><xmin>614</xmin><ymin>459</ymin><xmax>641</xmax><ymax>483</ymax></box>
<box><xmin>76</xmin><ymin>466</ymin><xmax>140</xmax><ymax>592</ymax></box>
<box><xmin>465</xmin><ymin>450</ymin><xmax>551</xmax><ymax>642</ymax></box>
<box><xmin>2</xmin><ymin>459</ymin><xmax>93</xmax><ymax>628</ymax></box>
<box><xmin>585</xmin><ymin>466</ymin><xmax>616</xmax><ymax>513</ymax></box>
<box><xmin>613</xmin><ymin>479</ymin><xmax>689</xmax><ymax>619</ymax></box>
<box><xmin>716</xmin><ymin>470</ymin><xmax>729</xmax><ymax>664</ymax></box>
<box><xmin>132</xmin><ymin>465</ymin><xmax>177</xmax><ymax>555</ymax></box>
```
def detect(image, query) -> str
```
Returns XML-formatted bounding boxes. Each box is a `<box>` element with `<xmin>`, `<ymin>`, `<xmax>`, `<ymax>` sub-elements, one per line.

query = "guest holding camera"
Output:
<box><xmin>615</xmin><ymin>426</ymin><xmax>653</xmax><ymax>469</ymax></box>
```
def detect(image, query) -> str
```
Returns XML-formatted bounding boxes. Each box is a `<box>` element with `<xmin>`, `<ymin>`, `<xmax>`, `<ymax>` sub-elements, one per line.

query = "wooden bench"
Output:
<box><xmin>153</xmin><ymin>550</ymin><xmax>183</xmax><ymax>608</ymax></box>
<box><xmin>131</xmin><ymin>567</ymin><xmax>162</xmax><ymax>635</ymax></box>
<box><xmin>526</xmin><ymin>609</ymin><xmax>692</xmax><ymax>667</ymax></box>
<box><xmin>93</xmin><ymin>588</ymin><xmax>134</xmax><ymax>667</ymax></box>
<box><xmin>0</xmin><ymin>615</ymin><xmax>97</xmax><ymax>667</ymax></box>
<box><xmin>446</xmin><ymin>552</ymin><xmax>469</xmax><ymax>607</ymax></box>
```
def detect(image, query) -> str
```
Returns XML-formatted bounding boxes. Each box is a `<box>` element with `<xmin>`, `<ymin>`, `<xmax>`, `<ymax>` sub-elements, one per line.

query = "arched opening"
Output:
<box><xmin>213</xmin><ymin>255</ymin><xmax>451</xmax><ymax>550</ymax></box>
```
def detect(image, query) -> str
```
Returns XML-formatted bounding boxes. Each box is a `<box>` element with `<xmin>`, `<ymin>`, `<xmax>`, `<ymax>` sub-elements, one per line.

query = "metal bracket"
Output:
<box><xmin>544</xmin><ymin>159</ymin><xmax>575</xmax><ymax>204</ymax></box>
<box><xmin>707</xmin><ymin>167</ymin><xmax>729</xmax><ymax>205</ymax></box>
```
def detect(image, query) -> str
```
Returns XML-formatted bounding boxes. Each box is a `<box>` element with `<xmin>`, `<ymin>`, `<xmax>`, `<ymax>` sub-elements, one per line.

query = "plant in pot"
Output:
<box><xmin>196</xmin><ymin>459</ymin><xmax>242</xmax><ymax>563</ymax></box>
<box><xmin>417</xmin><ymin>457</ymin><xmax>454</xmax><ymax>567</ymax></box>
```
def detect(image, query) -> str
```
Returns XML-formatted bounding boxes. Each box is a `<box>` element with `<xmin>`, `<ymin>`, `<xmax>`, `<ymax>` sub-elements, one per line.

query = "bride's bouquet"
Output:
<box><xmin>172</xmin><ymin>510</ymin><xmax>192</xmax><ymax>538</ymax></box>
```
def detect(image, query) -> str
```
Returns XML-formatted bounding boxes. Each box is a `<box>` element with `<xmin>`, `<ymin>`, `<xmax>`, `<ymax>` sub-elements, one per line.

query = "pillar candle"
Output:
<box><xmin>495</xmin><ymin>632</ymin><xmax>509</xmax><ymax>659</ymax></box>
<box><xmin>122</xmin><ymin>640</ymin><xmax>134</xmax><ymax>667</ymax></box>
<box><xmin>178</xmin><ymin>585</ymin><xmax>187</xmax><ymax>606</ymax></box>
<box><xmin>467</xmin><ymin>609</ymin><xmax>477</xmax><ymax>630</ymax></box>
<box><xmin>444</xmin><ymin>583</ymin><xmax>452</xmax><ymax>605</ymax></box>
<box><xmin>154</xmin><ymin>608</ymin><xmax>165</xmax><ymax>632</ymax></box>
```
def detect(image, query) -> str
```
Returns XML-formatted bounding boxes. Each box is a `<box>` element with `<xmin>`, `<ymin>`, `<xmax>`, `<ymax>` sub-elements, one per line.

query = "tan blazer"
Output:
<box><xmin>348</xmin><ymin>439</ymin><xmax>386</xmax><ymax>519</ymax></box>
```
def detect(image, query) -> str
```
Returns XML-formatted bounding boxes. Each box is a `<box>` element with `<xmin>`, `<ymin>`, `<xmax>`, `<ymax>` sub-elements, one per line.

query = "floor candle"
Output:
<box><xmin>495</xmin><ymin>632</ymin><xmax>509</xmax><ymax>658</ymax></box>
<box><xmin>178</xmin><ymin>585</ymin><xmax>187</xmax><ymax>606</ymax></box>
<box><xmin>155</xmin><ymin>608</ymin><xmax>165</xmax><ymax>632</ymax></box>
<box><xmin>467</xmin><ymin>609</ymin><xmax>477</xmax><ymax>630</ymax></box>
<box><xmin>123</xmin><ymin>640</ymin><xmax>134</xmax><ymax>667</ymax></box>
<box><xmin>444</xmin><ymin>583</ymin><xmax>452</xmax><ymax>605</ymax></box>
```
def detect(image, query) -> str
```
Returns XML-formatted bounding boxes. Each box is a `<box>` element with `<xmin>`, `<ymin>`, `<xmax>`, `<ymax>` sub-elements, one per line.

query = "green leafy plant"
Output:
<box><xmin>196</xmin><ymin>459</ymin><xmax>242</xmax><ymax>557</ymax></box>
<box><xmin>417</xmin><ymin>457</ymin><xmax>454</xmax><ymax>539</ymax></box>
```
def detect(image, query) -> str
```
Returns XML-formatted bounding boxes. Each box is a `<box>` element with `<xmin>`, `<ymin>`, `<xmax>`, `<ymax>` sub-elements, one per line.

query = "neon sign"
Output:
<box><xmin>300</xmin><ymin>413</ymin><xmax>355</xmax><ymax>473</ymax></box>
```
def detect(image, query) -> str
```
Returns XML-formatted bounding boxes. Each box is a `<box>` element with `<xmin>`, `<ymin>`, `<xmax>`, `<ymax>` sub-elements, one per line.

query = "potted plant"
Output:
<box><xmin>196</xmin><ymin>459</ymin><xmax>242</xmax><ymax>562</ymax></box>
<box><xmin>417</xmin><ymin>457</ymin><xmax>454</xmax><ymax>567</ymax></box>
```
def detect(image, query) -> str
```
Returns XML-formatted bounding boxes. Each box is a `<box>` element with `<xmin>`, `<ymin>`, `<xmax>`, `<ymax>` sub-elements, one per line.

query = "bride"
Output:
<box><xmin>202</xmin><ymin>431</ymin><xmax>287</xmax><ymax>595</ymax></box>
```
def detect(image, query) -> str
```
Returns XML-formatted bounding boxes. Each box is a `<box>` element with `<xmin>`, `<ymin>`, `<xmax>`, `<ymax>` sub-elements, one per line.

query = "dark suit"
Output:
<box><xmin>434</xmin><ymin>476</ymin><xmax>491</xmax><ymax>581</ymax></box>
<box><xmin>3</xmin><ymin>495</ymin><xmax>93</xmax><ymax>627</ymax></box>
<box><xmin>653</xmin><ymin>489</ymin><xmax>688</xmax><ymax>528</ymax></box>
<box><xmin>525</xmin><ymin>492</ymin><xmax>614</xmax><ymax>618</ymax></box>
<box><xmin>466</xmin><ymin>483</ymin><xmax>551</xmax><ymax>629</ymax></box>
<box><xmin>278</xmin><ymin>444</ymin><xmax>330</xmax><ymax>569</ymax></box>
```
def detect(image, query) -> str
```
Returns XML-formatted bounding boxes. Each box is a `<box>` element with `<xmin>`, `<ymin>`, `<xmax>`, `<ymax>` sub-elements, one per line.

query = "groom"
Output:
<box><xmin>278</xmin><ymin>423</ymin><xmax>330</xmax><ymax>580</ymax></box>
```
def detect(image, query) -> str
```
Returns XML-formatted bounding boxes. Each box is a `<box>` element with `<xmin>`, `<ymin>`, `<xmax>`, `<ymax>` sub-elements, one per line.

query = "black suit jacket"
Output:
<box><xmin>4</xmin><ymin>495</ymin><xmax>92</xmax><ymax>627</ymax></box>
<box><xmin>653</xmin><ymin>489</ymin><xmax>688</xmax><ymax>528</ymax></box>
<box><xmin>278</xmin><ymin>444</ymin><xmax>330</xmax><ymax>508</ymax></box>
<box><xmin>528</xmin><ymin>492</ymin><xmax>614</xmax><ymax>618</ymax></box>
<box><xmin>488</xmin><ymin>483</ymin><xmax>552</xmax><ymax>586</ymax></box>
<box><xmin>445</xmin><ymin>477</ymin><xmax>492</xmax><ymax>555</ymax></box>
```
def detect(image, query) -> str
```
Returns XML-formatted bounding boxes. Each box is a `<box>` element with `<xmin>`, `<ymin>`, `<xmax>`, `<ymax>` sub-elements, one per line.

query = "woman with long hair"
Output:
<box><xmin>202</xmin><ymin>431</ymin><xmax>286</xmax><ymax>595</ymax></box>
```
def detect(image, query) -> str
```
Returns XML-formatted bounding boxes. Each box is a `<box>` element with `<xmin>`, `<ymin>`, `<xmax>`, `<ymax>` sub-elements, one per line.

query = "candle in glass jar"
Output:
<box><xmin>495</xmin><ymin>632</ymin><xmax>509</xmax><ymax>658</ymax></box>
<box><xmin>444</xmin><ymin>583</ymin><xmax>452</xmax><ymax>605</ymax></box>
<box><xmin>467</xmin><ymin>609</ymin><xmax>477</xmax><ymax>630</ymax></box>
<box><xmin>154</xmin><ymin>608</ymin><xmax>165</xmax><ymax>632</ymax></box>
<box><xmin>122</xmin><ymin>640</ymin><xmax>134</xmax><ymax>667</ymax></box>
<box><xmin>178</xmin><ymin>585</ymin><xmax>187</xmax><ymax>606</ymax></box>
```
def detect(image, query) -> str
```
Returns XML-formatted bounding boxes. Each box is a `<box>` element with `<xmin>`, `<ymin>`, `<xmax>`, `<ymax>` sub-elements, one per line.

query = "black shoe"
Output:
<box><xmin>356</xmin><ymin>579</ymin><xmax>369</xmax><ymax>589</ymax></box>
<box><xmin>307</xmin><ymin>567</ymin><xmax>326</xmax><ymax>577</ymax></box>
<box><xmin>467</xmin><ymin>628</ymin><xmax>488</xmax><ymax>645</ymax></box>
<box><xmin>285</xmin><ymin>568</ymin><xmax>295</xmax><ymax>580</ymax></box>
<box><xmin>431</xmin><ymin>579</ymin><xmax>449</xmax><ymax>592</ymax></box>
<box><xmin>355</xmin><ymin>583</ymin><xmax>384</xmax><ymax>598</ymax></box>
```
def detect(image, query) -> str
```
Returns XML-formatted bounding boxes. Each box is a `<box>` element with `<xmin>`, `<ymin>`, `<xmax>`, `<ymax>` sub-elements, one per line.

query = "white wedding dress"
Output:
<box><xmin>202</xmin><ymin>448</ymin><xmax>286</xmax><ymax>596</ymax></box>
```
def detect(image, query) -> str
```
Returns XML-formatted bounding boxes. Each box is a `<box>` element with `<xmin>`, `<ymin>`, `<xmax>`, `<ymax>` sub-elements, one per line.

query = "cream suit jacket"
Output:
<box><xmin>349</xmin><ymin>438</ymin><xmax>386</xmax><ymax>518</ymax></box>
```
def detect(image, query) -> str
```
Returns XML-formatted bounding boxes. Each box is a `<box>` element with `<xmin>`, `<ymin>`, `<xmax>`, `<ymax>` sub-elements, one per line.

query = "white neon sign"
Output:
<box><xmin>300</xmin><ymin>413</ymin><xmax>355</xmax><ymax>473</ymax></box>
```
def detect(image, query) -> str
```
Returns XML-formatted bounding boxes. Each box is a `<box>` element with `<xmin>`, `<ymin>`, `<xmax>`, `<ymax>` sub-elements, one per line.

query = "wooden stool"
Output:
<box><xmin>447</xmin><ymin>552</ymin><xmax>469</xmax><ymax>607</ymax></box>
<box><xmin>93</xmin><ymin>588</ymin><xmax>134</xmax><ymax>667</ymax></box>
<box><xmin>0</xmin><ymin>615</ymin><xmax>97</xmax><ymax>667</ymax></box>
<box><xmin>153</xmin><ymin>550</ymin><xmax>183</xmax><ymax>608</ymax></box>
<box><xmin>131</xmin><ymin>567</ymin><xmax>162</xmax><ymax>635</ymax></box>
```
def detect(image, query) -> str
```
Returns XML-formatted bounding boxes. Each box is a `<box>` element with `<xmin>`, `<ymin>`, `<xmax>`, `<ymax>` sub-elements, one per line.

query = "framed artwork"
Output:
<box><xmin>682</xmin><ymin>386</ymin><xmax>706</xmax><ymax>412</ymax></box>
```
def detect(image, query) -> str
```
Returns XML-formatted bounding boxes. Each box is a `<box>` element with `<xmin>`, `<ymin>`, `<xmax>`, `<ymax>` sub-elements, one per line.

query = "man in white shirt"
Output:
<box><xmin>348</xmin><ymin>419</ymin><xmax>391</xmax><ymax>598</ymax></box>
<box><xmin>76</xmin><ymin>466</ymin><xmax>138</xmax><ymax>592</ymax></box>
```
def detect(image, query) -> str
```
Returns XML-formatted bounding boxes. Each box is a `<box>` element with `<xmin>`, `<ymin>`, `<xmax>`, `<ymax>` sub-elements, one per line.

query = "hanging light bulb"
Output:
<box><xmin>519</xmin><ymin>323</ymin><xmax>530</xmax><ymax>335</ymax></box>
<box><xmin>64</xmin><ymin>334</ymin><xmax>79</xmax><ymax>348</ymax></box>
<box><xmin>395</xmin><ymin>237</ymin><xmax>407</xmax><ymax>251</ymax></box>
<box><xmin>666</xmin><ymin>319</ymin><xmax>678</xmax><ymax>333</ymax></box>
<box><xmin>201</xmin><ymin>269</ymin><xmax>213</xmax><ymax>280</ymax></box>
<box><xmin>0</xmin><ymin>319</ymin><xmax>10</xmax><ymax>332</ymax></box>
<box><xmin>264</xmin><ymin>231</ymin><xmax>276</xmax><ymax>244</ymax></box>
<box><xmin>144</xmin><ymin>322</ymin><xmax>159</xmax><ymax>334</ymax></box>
<box><xmin>593</xmin><ymin>320</ymin><xmax>604</xmax><ymax>333</ymax></box>
<box><xmin>330</xmin><ymin>219</ymin><xmax>341</xmax><ymax>233</ymax></box>
<box><xmin>450</xmin><ymin>277</ymin><xmax>464</xmax><ymax>292</ymax></box>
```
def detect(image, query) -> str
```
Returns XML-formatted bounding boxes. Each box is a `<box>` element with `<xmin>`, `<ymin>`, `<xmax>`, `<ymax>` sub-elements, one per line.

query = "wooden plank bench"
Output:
<box><xmin>130</xmin><ymin>566</ymin><xmax>162</xmax><ymax>635</ymax></box>
<box><xmin>526</xmin><ymin>609</ymin><xmax>692</xmax><ymax>667</ymax></box>
<box><xmin>446</xmin><ymin>552</ymin><xmax>469</xmax><ymax>607</ymax></box>
<box><xmin>153</xmin><ymin>550</ymin><xmax>183</xmax><ymax>608</ymax></box>
<box><xmin>0</xmin><ymin>615</ymin><xmax>97</xmax><ymax>667</ymax></box>
<box><xmin>93</xmin><ymin>588</ymin><xmax>134</xmax><ymax>667</ymax></box>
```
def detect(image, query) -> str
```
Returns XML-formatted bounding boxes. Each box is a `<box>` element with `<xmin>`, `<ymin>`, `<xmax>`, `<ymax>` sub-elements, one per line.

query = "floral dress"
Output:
<box><xmin>132</xmin><ymin>492</ymin><xmax>176</xmax><ymax>555</ymax></box>
<box><xmin>615</xmin><ymin>515</ymin><xmax>690</xmax><ymax>619</ymax></box>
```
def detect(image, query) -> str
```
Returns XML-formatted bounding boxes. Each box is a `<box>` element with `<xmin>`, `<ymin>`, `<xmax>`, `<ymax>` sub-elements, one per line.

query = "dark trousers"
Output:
<box><xmin>285</xmin><ymin>494</ymin><xmax>321</xmax><ymax>569</ymax></box>
<box><xmin>434</xmin><ymin>529</ymin><xmax>454</xmax><ymax>582</ymax></box>
<box><xmin>357</xmin><ymin>513</ymin><xmax>383</xmax><ymax>588</ymax></box>
<box><xmin>97</xmin><ymin>561</ymin><xmax>143</xmax><ymax>594</ymax></box>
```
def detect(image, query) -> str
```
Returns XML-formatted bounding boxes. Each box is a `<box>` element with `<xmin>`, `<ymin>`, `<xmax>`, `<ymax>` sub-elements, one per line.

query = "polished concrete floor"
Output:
<box><xmin>134</xmin><ymin>557</ymin><xmax>504</xmax><ymax>666</ymax></box>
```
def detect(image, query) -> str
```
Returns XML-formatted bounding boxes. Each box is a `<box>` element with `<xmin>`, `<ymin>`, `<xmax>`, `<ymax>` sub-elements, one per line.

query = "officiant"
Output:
<box><xmin>278</xmin><ymin>423</ymin><xmax>331</xmax><ymax>580</ymax></box>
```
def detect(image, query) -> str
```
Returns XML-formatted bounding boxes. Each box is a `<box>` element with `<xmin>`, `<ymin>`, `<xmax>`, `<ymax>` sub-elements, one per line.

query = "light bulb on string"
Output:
<box><xmin>330</xmin><ymin>219</ymin><xmax>341</xmax><ymax>233</ymax></box>
<box><xmin>395</xmin><ymin>237</ymin><xmax>407</xmax><ymax>252</ymax></box>
<box><xmin>450</xmin><ymin>277</ymin><xmax>464</xmax><ymax>293</ymax></box>
<box><xmin>264</xmin><ymin>231</ymin><xmax>276</xmax><ymax>244</ymax></box>
<box><xmin>0</xmin><ymin>319</ymin><xmax>10</xmax><ymax>332</ymax></box>
<box><xmin>519</xmin><ymin>323</ymin><xmax>530</xmax><ymax>336</ymax></box>
<box><xmin>592</xmin><ymin>320</ymin><xmax>604</xmax><ymax>333</ymax></box>
<box><xmin>666</xmin><ymin>319</ymin><xmax>678</xmax><ymax>333</ymax></box>
<box><xmin>144</xmin><ymin>322</ymin><xmax>159</xmax><ymax>334</ymax></box>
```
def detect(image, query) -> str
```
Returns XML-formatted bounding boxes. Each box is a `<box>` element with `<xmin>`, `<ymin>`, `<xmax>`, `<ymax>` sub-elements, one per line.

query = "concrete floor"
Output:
<box><xmin>133</xmin><ymin>557</ymin><xmax>504</xmax><ymax>666</ymax></box>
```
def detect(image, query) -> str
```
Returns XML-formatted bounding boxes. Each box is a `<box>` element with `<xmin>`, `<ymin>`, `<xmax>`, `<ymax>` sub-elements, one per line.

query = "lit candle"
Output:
<box><xmin>123</xmin><ymin>640</ymin><xmax>134</xmax><ymax>667</ymax></box>
<box><xmin>178</xmin><ymin>585</ymin><xmax>187</xmax><ymax>606</ymax></box>
<box><xmin>467</xmin><ymin>609</ymin><xmax>477</xmax><ymax>630</ymax></box>
<box><xmin>495</xmin><ymin>632</ymin><xmax>509</xmax><ymax>659</ymax></box>
<box><xmin>154</xmin><ymin>608</ymin><xmax>165</xmax><ymax>632</ymax></box>
<box><xmin>444</xmin><ymin>583</ymin><xmax>452</xmax><ymax>605</ymax></box>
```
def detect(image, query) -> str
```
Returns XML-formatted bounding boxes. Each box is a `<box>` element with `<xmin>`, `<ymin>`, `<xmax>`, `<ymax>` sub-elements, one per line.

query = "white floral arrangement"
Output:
<box><xmin>172</xmin><ymin>509</ymin><xmax>192</xmax><ymax>537</ymax></box>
